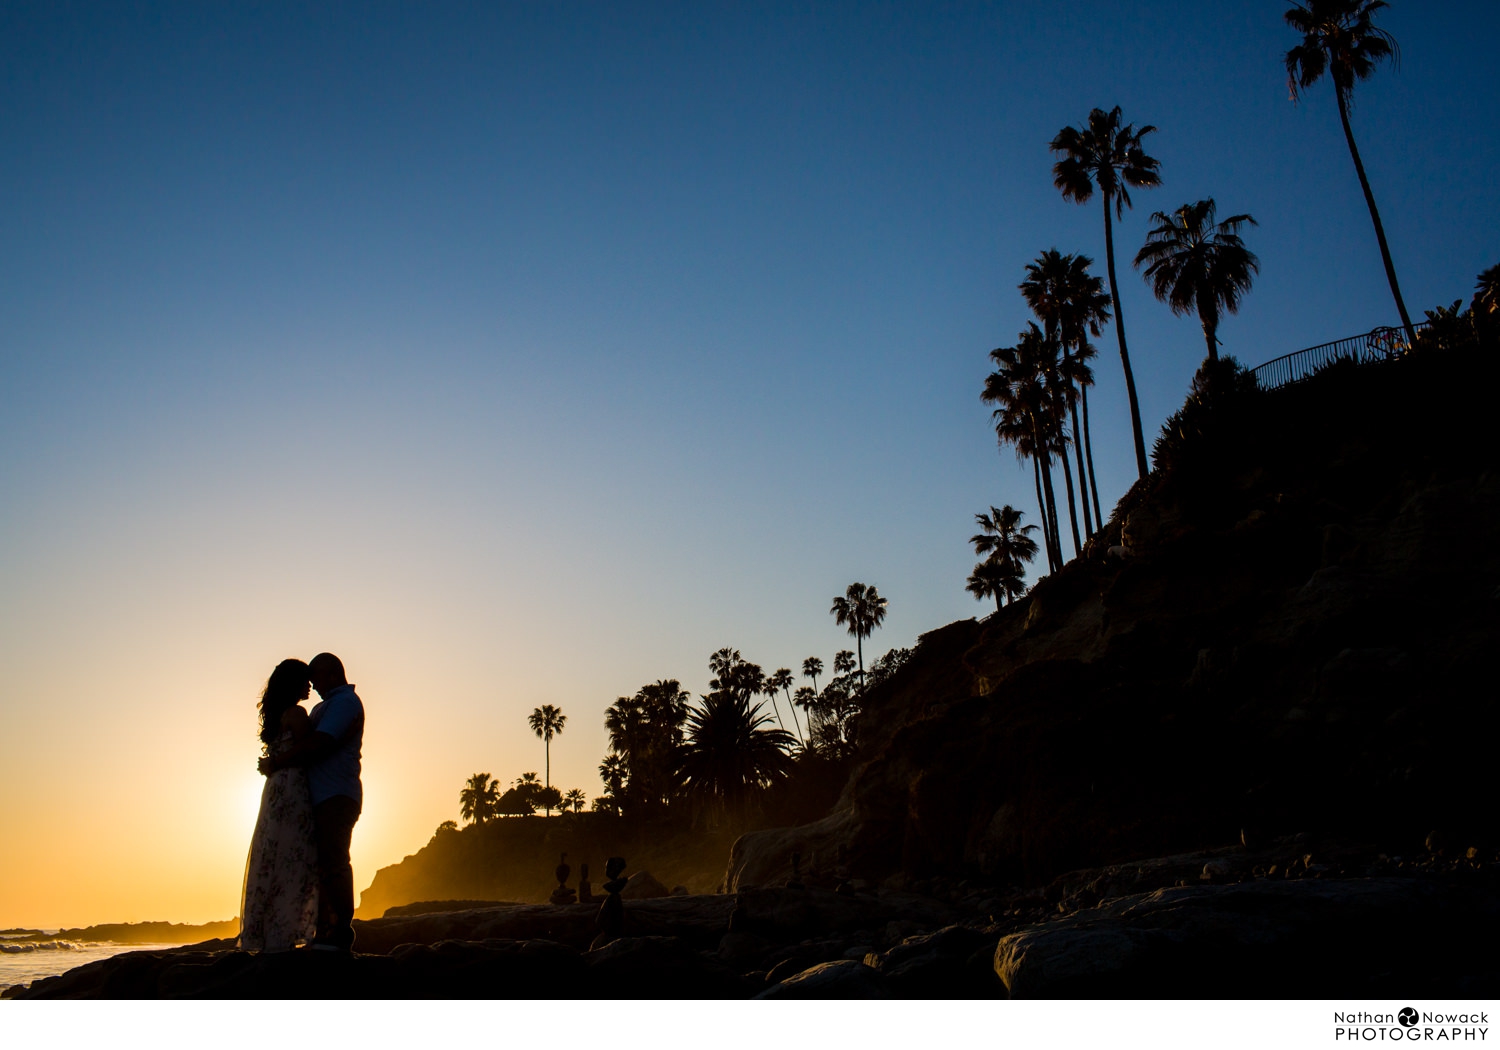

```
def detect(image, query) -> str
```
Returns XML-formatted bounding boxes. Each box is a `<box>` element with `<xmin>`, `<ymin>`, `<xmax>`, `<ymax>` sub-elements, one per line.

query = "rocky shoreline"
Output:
<box><xmin>10</xmin><ymin>836</ymin><xmax>1496</xmax><ymax>998</ymax></box>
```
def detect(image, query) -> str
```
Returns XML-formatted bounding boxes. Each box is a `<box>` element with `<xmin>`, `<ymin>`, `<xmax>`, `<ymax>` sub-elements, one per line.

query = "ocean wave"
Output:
<box><xmin>0</xmin><ymin>940</ymin><xmax>81</xmax><ymax>954</ymax></box>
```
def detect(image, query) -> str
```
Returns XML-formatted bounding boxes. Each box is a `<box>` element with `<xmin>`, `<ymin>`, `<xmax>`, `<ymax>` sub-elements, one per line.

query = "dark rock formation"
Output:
<box><xmin>995</xmin><ymin>875</ymin><xmax>1500</xmax><ymax>997</ymax></box>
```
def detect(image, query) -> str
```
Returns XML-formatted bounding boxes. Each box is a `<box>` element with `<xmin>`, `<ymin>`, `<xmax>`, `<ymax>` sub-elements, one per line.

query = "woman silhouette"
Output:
<box><xmin>237</xmin><ymin>658</ymin><xmax>319</xmax><ymax>951</ymax></box>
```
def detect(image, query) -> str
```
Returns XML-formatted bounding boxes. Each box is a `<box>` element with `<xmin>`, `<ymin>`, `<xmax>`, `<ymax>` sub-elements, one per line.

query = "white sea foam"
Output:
<box><xmin>0</xmin><ymin>941</ymin><xmax>182</xmax><ymax>995</ymax></box>
<box><xmin>0</xmin><ymin>940</ymin><xmax>83</xmax><ymax>954</ymax></box>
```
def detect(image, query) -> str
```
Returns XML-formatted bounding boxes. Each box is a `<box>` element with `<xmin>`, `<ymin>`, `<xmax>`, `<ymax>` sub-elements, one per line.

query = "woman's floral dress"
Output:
<box><xmin>237</xmin><ymin>729</ymin><xmax>319</xmax><ymax>951</ymax></box>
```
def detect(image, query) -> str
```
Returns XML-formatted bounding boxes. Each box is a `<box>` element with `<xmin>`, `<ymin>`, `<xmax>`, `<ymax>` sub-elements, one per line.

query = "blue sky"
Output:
<box><xmin>1</xmin><ymin>1</ymin><xmax>1496</xmax><ymax>924</ymax></box>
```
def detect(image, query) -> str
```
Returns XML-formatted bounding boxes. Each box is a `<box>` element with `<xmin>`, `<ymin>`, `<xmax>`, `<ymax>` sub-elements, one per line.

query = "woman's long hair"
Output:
<box><xmin>259</xmin><ymin>658</ymin><xmax>310</xmax><ymax>746</ymax></box>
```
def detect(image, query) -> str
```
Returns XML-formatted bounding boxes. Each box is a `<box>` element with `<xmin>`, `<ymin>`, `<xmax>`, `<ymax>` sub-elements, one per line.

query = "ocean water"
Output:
<box><xmin>0</xmin><ymin>934</ymin><xmax>186</xmax><ymax>995</ymax></box>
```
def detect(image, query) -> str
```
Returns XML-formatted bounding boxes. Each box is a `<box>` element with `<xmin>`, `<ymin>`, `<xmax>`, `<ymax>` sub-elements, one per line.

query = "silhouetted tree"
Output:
<box><xmin>1474</xmin><ymin>264</ymin><xmax>1500</xmax><ymax>318</ymax></box>
<box><xmin>1134</xmin><ymin>199</ymin><xmax>1259</xmax><ymax>362</ymax></box>
<box><xmin>563</xmin><ymin>787</ymin><xmax>587</xmax><ymax>813</ymax></box>
<box><xmin>830</xmin><ymin>583</ymin><xmax>888</xmax><ymax>688</ymax></box>
<box><xmin>596</xmin><ymin>753</ymin><xmax>628</xmax><ymax>814</ymax></box>
<box><xmin>528</xmin><ymin>704</ymin><xmax>567</xmax><ymax>813</ymax></box>
<box><xmin>833</xmin><ymin>650</ymin><xmax>856</xmax><ymax>678</ymax></box>
<box><xmin>967</xmin><ymin>559</ymin><xmax>1023</xmax><ymax>612</ymax></box>
<box><xmin>969</xmin><ymin>504</ymin><xmax>1039</xmax><ymax>610</ymax></box>
<box><xmin>985</xmin><ymin>324</ymin><xmax>1069</xmax><ymax>567</ymax></box>
<box><xmin>1021</xmin><ymin>250</ymin><xmax>1111</xmax><ymax>533</ymax></box>
<box><xmin>1285</xmin><ymin>1</ymin><xmax>1413</xmax><ymax>346</ymax></box>
<box><xmin>534</xmin><ymin>785</ymin><xmax>563</xmax><ymax>816</ymax></box>
<box><xmin>1051</xmin><ymin>106</ymin><xmax>1162</xmax><ymax>480</ymax></box>
<box><xmin>801</xmin><ymin>656</ymin><xmax>823</xmax><ymax>697</ymax></box>
<box><xmin>766</xmin><ymin>667</ymin><xmax>802</xmax><ymax>743</ymax></box>
<box><xmin>604</xmin><ymin>679</ymin><xmax>690</xmax><ymax>816</ymax></box>
<box><xmin>458</xmin><ymin>773</ymin><xmax>499</xmax><ymax>825</ymax></box>
<box><xmin>679</xmin><ymin>692</ymin><xmax>796</xmax><ymax>826</ymax></box>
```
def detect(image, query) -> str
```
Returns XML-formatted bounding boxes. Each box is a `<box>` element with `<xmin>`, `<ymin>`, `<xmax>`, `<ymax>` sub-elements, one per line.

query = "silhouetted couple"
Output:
<box><xmin>238</xmin><ymin>653</ymin><xmax>365</xmax><ymax>953</ymax></box>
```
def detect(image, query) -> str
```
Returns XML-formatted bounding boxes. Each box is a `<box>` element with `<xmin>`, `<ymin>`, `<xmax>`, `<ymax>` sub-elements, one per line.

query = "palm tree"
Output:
<box><xmin>966</xmin><ymin>558</ymin><xmax>1026</xmax><ymax>612</ymax></box>
<box><xmin>458</xmin><ymin>772</ymin><xmax>500</xmax><ymax>825</ymax></box>
<box><xmin>678</xmin><ymin>692</ymin><xmax>796</xmax><ymax>825</ymax></box>
<box><xmin>766</xmin><ymin>667</ymin><xmax>802</xmax><ymax>743</ymax></box>
<box><xmin>1021</xmin><ymin>250</ymin><xmax>1111</xmax><ymax>534</ymax></box>
<box><xmin>528</xmin><ymin>704</ymin><xmax>567</xmax><ymax>814</ymax></box>
<box><xmin>604</xmin><ymin>680</ymin><xmax>690</xmax><ymax>815</ymax></box>
<box><xmin>832</xmin><ymin>650</ymin><xmax>856</xmax><ymax>678</ymax></box>
<box><xmin>1473</xmin><ymin>263</ymin><xmax>1500</xmax><ymax>317</ymax></box>
<box><xmin>563</xmin><ymin>787</ymin><xmax>587</xmax><ymax>813</ymax></box>
<box><xmin>1134</xmin><ymin>199</ymin><xmax>1259</xmax><ymax>362</ymax></box>
<box><xmin>1285</xmin><ymin>1</ymin><xmax>1414</xmax><ymax>346</ymax></box>
<box><xmin>830</xmin><ymin>583</ymin><xmax>888</xmax><ymax>686</ymax></box>
<box><xmin>971</xmin><ymin>506</ymin><xmax>1040</xmax><ymax>577</ymax></box>
<box><xmin>598</xmin><ymin>753</ymin><xmax>628</xmax><ymax>804</ymax></box>
<box><xmin>984</xmin><ymin>324</ymin><xmax>1068</xmax><ymax>567</ymax></box>
<box><xmin>801</xmin><ymin>656</ymin><xmax>823</xmax><ymax>696</ymax></box>
<box><xmin>1051</xmin><ymin>106</ymin><xmax>1162</xmax><ymax>480</ymax></box>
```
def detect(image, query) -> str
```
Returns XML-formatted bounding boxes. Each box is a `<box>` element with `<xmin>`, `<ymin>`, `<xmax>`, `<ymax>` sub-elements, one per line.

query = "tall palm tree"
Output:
<box><xmin>1051</xmin><ymin>106</ymin><xmax>1162</xmax><ymax>480</ymax></box>
<box><xmin>801</xmin><ymin>656</ymin><xmax>823</xmax><ymax>696</ymax></box>
<box><xmin>1021</xmin><ymin>250</ymin><xmax>1111</xmax><ymax>534</ymax></box>
<box><xmin>766</xmin><ymin>667</ymin><xmax>802</xmax><ymax>743</ymax></box>
<box><xmin>678</xmin><ymin>692</ymin><xmax>796</xmax><ymax>825</ymax></box>
<box><xmin>458</xmin><ymin>772</ymin><xmax>499</xmax><ymax>825</ymax></box>
<box><xmin>1285</xmin><ymin>1</ymin><xmax>1414</xmax><ymax>346</ymax></box>
<box><xmin>1134</xmin><ymin>199</ymin><xmax>1259</xmax><ymax>362</ymax></box>
<box><xmin>966</xmin><ymin>558</ymin><xmax>1026</xmax><ymax>612</ymax></box>
<box><xmin>971</xmin><ymin>506</ymin><xmax>1040</xmax><ymax>576</ymax></box>
<box><xmin>830</xmin><ymin>583</ymin><xmax>888</xmax><ymax>686</ymax></box>
<box><xmin>527</xmin><ymin>704</ymin><xmax>567</xmax><ymax>814</ymax></box>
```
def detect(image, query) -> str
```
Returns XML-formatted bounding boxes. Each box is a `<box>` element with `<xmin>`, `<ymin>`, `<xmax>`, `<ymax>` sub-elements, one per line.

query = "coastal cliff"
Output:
<box><xmin>729</xmin><ymin>342</ymin><xmax>1499</xmax><ymax>891</ymax></box>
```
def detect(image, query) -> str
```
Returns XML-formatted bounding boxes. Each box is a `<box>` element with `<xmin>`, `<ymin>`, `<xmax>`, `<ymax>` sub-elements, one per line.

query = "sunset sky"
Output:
<box><xmin>2</xmin><ymin>1</ymin><xmax>1496</xmax><ymax>928</ymax></box>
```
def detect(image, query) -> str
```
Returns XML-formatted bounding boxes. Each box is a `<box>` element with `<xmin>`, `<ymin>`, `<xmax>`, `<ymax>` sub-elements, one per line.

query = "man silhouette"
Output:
<box><xmin>258</xmin><ymin>652</ymin><xmax>364</xmax><ymax>951</ymax></box>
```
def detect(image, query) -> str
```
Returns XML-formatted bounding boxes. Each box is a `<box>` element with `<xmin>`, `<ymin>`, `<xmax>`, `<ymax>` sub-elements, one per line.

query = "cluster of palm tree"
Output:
<box><xmin>457</xmin><ymin>770</ymin><xmax>586</xmax><ymax>823</ymax></box>
<box><xmin>965</xmin><ymin>505</ymin><xmax>1039</xmax><ymax>612</ymax></box>
<box><xmin>589</xmin><ymin>586</ymin><xmax>898</xmax><ymax>823</ymax></box>
<box><xmin>978</xmin><ymin>2</ymin><xmax>1414</xmax><ymax>586</ymax></box>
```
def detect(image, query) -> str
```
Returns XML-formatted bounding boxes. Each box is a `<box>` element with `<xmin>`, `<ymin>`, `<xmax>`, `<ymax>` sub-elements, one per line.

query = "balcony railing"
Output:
<box><xmin>1251</xmin><ymin>322</ymin><xmax>1429</xmax><ymax>390</ymax></box>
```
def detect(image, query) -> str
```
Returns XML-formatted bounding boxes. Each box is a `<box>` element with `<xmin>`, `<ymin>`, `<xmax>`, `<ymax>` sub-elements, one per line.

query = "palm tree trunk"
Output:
<box><xmin>1081</xmin><ymin>385</ymin><xmax>1103</xmax><ymax>527</ymax></box>
<box><xmin>544</xmin><ymin>739</ymin><xmax>551</xmax><ymax>815</ymax></box>
<box><xmin>1033</xmin><ymin>417</ymin><xmax>1063</xmax><ymax>568</ymax></box>
<box><xmin>1336</xmin><ymin>89</ymin><xmax>1416</xmax><ymax>348</ymax></box>
<box><xmin>1031</xmin><ymin>456</ymin><xmax>1055</xmax><ymax>574</ymax></box>
<box><xmin>1070</xmin><ymin>399</ymin><xmax>1093</xmax><ymax>538</ymax></box>
<box><xmin>1202</xmin><ymin>320</ymin><xmax>1218</xmax><ymax>362</ymax></box>
<box><xmin>783</xmin><ymin>686</ymin><xmax>804</xmax><ymax>744</ymax></box>
<box><xmin>1058</xmin><ymin>428</ymin><xmax>1082</xmax><ymax>558</ymax></box>
<box><xmin>1103</xmin><ymin>198</ymin><xmax>1149</xmax><ymax>480</ymax></box>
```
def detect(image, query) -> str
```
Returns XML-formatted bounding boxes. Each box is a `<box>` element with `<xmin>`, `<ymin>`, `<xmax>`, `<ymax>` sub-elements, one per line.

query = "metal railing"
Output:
<box><xmin>1251</xmin><ymin>322</ymin><xmax>1429</xmax><ymax>390</ymax></box>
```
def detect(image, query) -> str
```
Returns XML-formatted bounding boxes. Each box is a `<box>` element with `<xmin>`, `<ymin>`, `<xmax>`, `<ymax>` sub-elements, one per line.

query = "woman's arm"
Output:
<box><xmin>280</xmin><ymin>705</ymin><xmax>311</xmax><ymax>741</ymax></box>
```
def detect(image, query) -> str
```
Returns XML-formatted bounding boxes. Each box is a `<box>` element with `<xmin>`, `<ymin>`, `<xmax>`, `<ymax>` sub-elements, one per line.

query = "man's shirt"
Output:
<box><xmin>308</xmin><ymin>684</ymin><xmax>364</xmax><ymax>807</ymax></box>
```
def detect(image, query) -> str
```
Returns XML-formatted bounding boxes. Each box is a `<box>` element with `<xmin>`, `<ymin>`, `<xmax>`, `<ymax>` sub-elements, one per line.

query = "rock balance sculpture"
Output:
<box><xmin>590</xmin><ymin>856</ymin><xmax>628</xmax><ymax>949</ymax></box>
<box><xmin>549</xmin><ymin>852</ymin><xmax>577</xmax><ymax>906</ymax></box>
